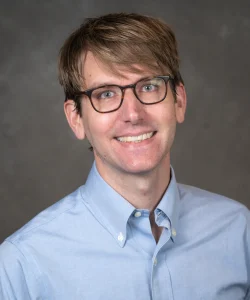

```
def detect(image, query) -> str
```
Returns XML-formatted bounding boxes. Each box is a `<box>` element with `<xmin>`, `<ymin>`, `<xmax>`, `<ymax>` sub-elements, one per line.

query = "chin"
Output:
<box><xmin>117</xmin><ymin>159</ymin><xmax>162</xmax><ymax>176</ymax></box>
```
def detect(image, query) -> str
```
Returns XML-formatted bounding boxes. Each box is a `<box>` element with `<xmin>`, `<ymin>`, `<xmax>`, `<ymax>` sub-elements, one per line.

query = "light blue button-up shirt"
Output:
<box><xmin>0</xmin><ymin>163</ymin><xmax>249</xmax><ymax>299</ymax></box>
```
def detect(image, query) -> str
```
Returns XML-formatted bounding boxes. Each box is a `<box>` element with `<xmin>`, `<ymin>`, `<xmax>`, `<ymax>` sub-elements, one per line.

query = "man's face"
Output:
<box><xmin>65</xmin><ymin>51</ymin><xmax>186</xmax><ymax>178</ymax></box>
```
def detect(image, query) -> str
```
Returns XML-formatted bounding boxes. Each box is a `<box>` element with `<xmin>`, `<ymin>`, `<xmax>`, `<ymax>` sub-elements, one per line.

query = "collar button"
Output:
<box><xmin>172</xmin><ymin>228</ymin><xmax>177</xmax><ymax>237</ymax></box>
<box><xmin>118</xmin><ymin>232</ymin><xmax>124</xmax><ymax>242</ymax></box>
<box><xmin>134</xmin><ymin>211</ymin><xmax>142</xmax><ymax>218</ymax></box>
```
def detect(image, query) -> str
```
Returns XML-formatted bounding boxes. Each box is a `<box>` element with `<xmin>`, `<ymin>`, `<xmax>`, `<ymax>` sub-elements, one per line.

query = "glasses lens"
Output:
<box><xmin>135</xmin><ymin>77</ymin><xmax>167</xmax><ymax>104</ymax></box>
<box><xmin>91</xmin><ymin>86</ymin><xmax>122</xmax><ymax>112</ymax></box>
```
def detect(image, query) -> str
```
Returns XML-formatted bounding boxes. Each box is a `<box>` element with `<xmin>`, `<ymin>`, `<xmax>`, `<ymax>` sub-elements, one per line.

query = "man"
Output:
<box><xmin>0</xmin><ymin>13</ymin><xmax>249</xmax><ymax>300</ymax></box>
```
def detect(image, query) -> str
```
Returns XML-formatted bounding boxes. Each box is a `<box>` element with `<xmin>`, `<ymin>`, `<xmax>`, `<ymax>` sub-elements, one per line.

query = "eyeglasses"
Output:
<box><xmin>73</xmin><ymin>75</ymin><xmax>174</xmax><ymax>113</ymax></box>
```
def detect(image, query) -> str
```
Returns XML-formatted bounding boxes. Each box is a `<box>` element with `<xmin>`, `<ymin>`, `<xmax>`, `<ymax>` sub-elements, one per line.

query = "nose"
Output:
<box><xmin>120</xmin><ymin>88</ymin><xmax>146</xmax><ymax>124</ymax></box>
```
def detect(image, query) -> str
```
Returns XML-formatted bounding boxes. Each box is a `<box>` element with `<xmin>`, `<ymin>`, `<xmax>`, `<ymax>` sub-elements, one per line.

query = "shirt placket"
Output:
<box><xmin>150</xmin><ymin>218</ymin><xmax>175</xmax><ymax>300</ymax></box>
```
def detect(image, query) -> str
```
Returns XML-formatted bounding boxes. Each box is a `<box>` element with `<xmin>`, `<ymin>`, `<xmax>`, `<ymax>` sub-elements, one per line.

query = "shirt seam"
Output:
<box><xmin>9</xmin><ymin>199</ymin><xmax>79</xmax><ymax>244</ymax></box>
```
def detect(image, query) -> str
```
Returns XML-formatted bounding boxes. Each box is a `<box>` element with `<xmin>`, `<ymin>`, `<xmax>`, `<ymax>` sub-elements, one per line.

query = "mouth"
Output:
<box><xmin>115</xmin><ymin>131</ymin><xmax>156</xmax><ymax>143</ymax></box>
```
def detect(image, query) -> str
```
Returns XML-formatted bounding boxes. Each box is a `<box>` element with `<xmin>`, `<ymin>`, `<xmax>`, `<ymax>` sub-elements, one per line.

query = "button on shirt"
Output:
<box><xmin>0</xmin><ymin>163</ymin><xmax>249</xmax><ymax>299</ymax></box>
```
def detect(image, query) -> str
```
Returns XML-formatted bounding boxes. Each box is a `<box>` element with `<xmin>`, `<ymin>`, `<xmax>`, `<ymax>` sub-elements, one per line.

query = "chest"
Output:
<box><xmin>39</xmin><ymin>234</ymin><xmax>248</xmax><ymax>300</ymax></box>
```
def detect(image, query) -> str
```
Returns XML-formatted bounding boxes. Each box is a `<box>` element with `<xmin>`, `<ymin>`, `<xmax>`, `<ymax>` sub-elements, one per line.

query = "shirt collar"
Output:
<box><xmin>81</xmin><ymin>162</ymin><xmax>135</xmax><ymax>247</ymax></box>
<box><xmin>80</xmin><ymin>163</ymin><xmax>180</xmax><ymax>246</ymax></box>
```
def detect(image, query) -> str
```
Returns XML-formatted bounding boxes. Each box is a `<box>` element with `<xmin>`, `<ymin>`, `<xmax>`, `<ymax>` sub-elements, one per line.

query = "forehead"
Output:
<box><xmin>82</xmin><ymin>51</ymin><xmax>162</xmax><ymax>88</ymax></box>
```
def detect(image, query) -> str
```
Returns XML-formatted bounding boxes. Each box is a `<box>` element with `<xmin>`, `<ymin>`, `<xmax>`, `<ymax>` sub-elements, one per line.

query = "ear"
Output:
<box><xmin>64</xmin><ymin>100</ymin><xmax>85</xmax><ymax>140</ymax></box>
<box><xmin>175</xmin><ymin>83</ymin><xmax>187</xmax><ymax>124</ymax></box>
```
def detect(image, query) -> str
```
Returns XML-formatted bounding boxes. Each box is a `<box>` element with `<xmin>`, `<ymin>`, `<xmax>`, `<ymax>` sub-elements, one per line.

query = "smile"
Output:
<box><xmin>116</xmin><ymin>132</ymin><xmax>155</xmax><ymax>143</ymax></box>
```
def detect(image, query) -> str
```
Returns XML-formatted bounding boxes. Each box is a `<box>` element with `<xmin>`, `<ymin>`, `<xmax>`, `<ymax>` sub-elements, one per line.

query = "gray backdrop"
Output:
<box><xmin>1</xmin><ymin>0</ymin><xmax>250</xmax><ymax>242</ymax></box>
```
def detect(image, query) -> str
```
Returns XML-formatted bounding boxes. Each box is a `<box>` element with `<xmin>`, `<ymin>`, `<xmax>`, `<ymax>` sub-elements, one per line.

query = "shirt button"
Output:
<box><xmin>172</xmin><ymin>228</ymin><xmax>177</xmax><ymax>237</ymax></box>
<box><xmin>153</xmin><ymin>258</ymin><xmax>157</xmax><ymax>266</ymax></box>
<box><xmin>118</xmin><ymin>232</ymin><xmax>124</xmax><ymax>242</ymax></box>
<box><xmin>134</xmin><ymin>211</ymin><xmax>142</xmax><ymax>218</ymax></box>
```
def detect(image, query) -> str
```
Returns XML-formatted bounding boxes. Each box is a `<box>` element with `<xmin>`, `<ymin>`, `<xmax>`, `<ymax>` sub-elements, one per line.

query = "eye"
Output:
<box><xmin>96</xmin><ymin>90</ymin><xmax>116</xmax><ymax>100</ymax></box>
<box><xmin>139</xmin><ymin>78</ymin><xmax>162</xmax><ymax>93</ymax></box>
<box><xmin>141</xmin><ymin>84</ymin><xmax>157</xmax><ymax>92</ymax></box>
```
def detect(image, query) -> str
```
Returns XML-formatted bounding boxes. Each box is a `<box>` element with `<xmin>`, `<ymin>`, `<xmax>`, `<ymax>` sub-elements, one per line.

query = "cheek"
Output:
<box><xmin>156</xmin><ymin>103</ymin><xmax>177</xmax><ymax>126</ymax></box>
<box><xmin>83</xmin><ymin>111</ymin><xmax>116</xmax><ymax>144</ymax></box>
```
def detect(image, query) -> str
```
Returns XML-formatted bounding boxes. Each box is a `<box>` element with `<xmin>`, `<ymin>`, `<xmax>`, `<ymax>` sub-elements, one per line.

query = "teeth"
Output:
<box><xmin>117</xmin><ymin>132</ymin><xmax>154</xmax><ymax>143</ymax></box>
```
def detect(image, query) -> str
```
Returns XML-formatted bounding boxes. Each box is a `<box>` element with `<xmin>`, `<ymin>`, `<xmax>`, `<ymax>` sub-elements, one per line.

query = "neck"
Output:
<box><xmin>95</xmin><ymin>157</ymin><xmax>171</xmax><ymax>212</ymax></box>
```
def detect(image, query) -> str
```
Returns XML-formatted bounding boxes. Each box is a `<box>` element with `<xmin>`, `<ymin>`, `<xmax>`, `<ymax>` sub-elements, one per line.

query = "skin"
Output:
<box><xmin>64</xmin><ymin>51</ymin><xmax>187</xmax><ymax>242</ymax></box>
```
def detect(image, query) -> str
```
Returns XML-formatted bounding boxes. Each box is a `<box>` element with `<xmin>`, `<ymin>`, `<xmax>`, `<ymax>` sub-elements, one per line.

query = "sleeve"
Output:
<box><xmin>0</xmin><ymin>240</ymin><xmax>45</xmax><ymax>300</ymax></box>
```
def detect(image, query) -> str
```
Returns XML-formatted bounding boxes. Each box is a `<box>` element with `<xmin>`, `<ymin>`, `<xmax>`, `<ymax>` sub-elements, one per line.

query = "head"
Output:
<box><xmin>59</xmin><ymin>13</ymin><xmax>186</xmax><ymax>179</ymax></box>
<box><xmin>58</xmin><ymin>12</ymin><xmax>184</xmax><ymax>115</ymax></box>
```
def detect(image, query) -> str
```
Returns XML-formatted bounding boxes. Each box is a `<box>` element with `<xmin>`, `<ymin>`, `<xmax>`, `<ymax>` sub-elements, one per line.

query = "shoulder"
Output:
<box><xmin>178</xmin><ymin>183</ymin><xmax>249</xmax><ymax>213</ymax></box>
<box><xmin>1</xmin><ymin>185</ymin><xmax>88</xmax><ymax>249</ymax></box>
<box><xmin>0</xmin><ymin>185</ymin><xmax>88</xmax><ymax>297</ymax></box>
<box><xmin>177</xmin><ymin>183</ymin><xmax>250</xmax><ymax>234</ymax></box>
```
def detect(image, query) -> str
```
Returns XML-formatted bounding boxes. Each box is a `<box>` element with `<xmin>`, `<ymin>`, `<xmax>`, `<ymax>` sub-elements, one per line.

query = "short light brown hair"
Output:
<box><xmin>58</xmin><ymin>13</ymin><xmax>183</xmax><ymax>113</ymax></box>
